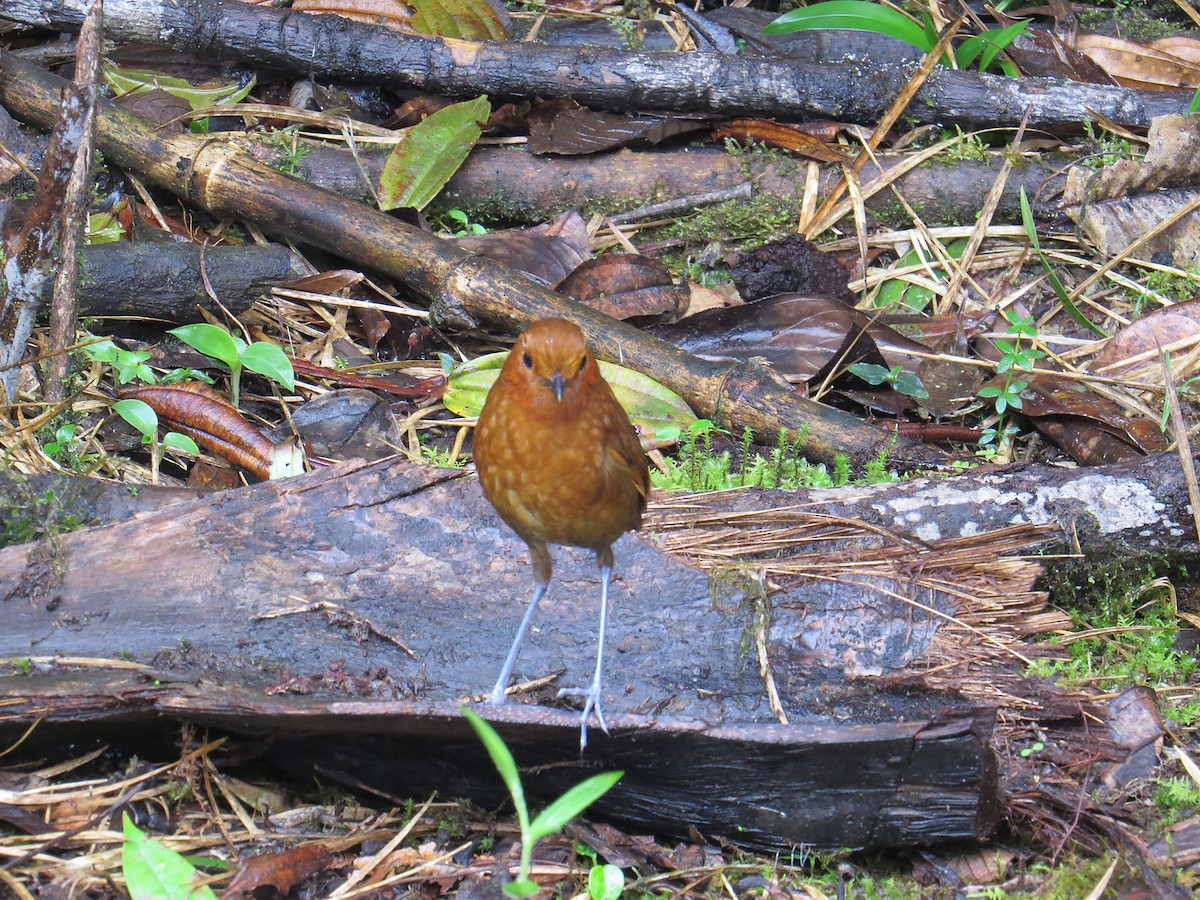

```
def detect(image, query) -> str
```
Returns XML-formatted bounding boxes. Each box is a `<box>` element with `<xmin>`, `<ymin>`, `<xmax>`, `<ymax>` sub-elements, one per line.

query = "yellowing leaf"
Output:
<box><xmin>104</xmin><ymin>64</ymin><xmax>255</xmax><ymax>111</ymax></box>
<box><xmin>378</xmin><ymin>95</ymin><xmax>490</xmax><ymax>211</ymax></box>
<box><xmin>444</xmin><ymin>351</ymin><xmax>697</xmax><ymax>442</ymax></box>
<box><xmin>411</xmin><ymin>0</ymin><xmax>509</xmax><ymax>40</ymax></box>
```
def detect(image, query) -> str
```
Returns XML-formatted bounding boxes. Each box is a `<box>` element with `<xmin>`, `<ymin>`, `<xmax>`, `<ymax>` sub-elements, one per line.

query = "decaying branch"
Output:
<box><xmin>0</xmin><ymin>0</ymin><xmax>1189</xmax><ymax>129</ymax></box>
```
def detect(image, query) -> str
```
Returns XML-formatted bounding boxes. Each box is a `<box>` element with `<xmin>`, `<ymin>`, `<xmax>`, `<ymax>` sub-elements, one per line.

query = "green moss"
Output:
<box><xmin>655</xmin><ymin>191</ymin><xmax>799</xmax><ymax>254</ymax></box>
<box><xmin>651</xmin><ymin>423</ymin><xmax>894</xmax><ymax>492</ymax></box>
<box><xmin>0</xmin><ymin>480</ymin><xmax>84</xmax><ymax>550</ymax></box>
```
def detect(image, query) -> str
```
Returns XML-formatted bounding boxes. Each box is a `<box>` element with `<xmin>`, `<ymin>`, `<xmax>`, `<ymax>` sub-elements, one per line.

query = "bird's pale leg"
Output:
<box><xmin>488</xmin><ymin>542</ymin><xmax>552</xmax><ymax>704</ymax></box>
<box><xmin>559</xmin><ymin>548</ymin><xmax>614</xmax><ymax>750</ymax></box>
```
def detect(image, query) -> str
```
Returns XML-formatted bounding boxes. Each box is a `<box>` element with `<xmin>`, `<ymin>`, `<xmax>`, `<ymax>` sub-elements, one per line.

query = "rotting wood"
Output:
<box><xmin>0</xmin><ymin>52</ymin><xmax>923</xmax><ymax>468</ymax></box>
<box><xmin>0</xmin><ymin>672</ymin><xmax>1000</xmax><ymax>850</ymax></box>
<box><xmin>0</xmin><ymin>457</ymin><xmax>1093</xmax><ymax>849</ymax></box>
<box><xmin>0</xmin><ymin>0</ymin><xmax>1188</xmax><ymax>129</ymax></box>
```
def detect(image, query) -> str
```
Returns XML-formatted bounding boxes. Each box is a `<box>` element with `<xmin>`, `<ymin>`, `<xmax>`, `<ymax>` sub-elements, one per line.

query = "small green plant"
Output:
<box><xmin>40</xmin><ymin>421</ymin><xmax>99</xmax><ymax>471</ymax></box>
<box><xmin>610</xmin><ymin>16</ymin><xmax>645</xmax><ymax>51</ymax></box>
<box><xmin>1020</xmin><ymin>740</ymin><xmax>1045</xmax><ymax>758</ymax></box>
<box><xmin>976</xmin><ymin>310</ymin><xmax>1044</xmax><ymax>460</ymax></box>
<box><xmin>651</xmin><ymin>423</ymin><xmax>880</xmax><ymax>492</ymax></box>
<box><xmin>84</xmin><ymin>339</ymin><xmax>215</xmax><ymax>387</ymax></box>
<box><xmin>168</xmin><ymin>323</ymin><xmax>295</xmax><ymax>407</ymax></box>
<box><xmin>1154</xmin><ymin>776</ymin><xmax>1200</xmax><ymax>826</ymax></box>
<box><xmin>84</xmin><ymin>339</ymin><xmax>156</xmax><ymax>384</ymax></box>
<box><xmin>112</xmin><ymin>399</ymin><xmax>200</xmax><ymax>483</ymax></box>
<box><xmin>846</xmin><ymin>363</ymin><xmax>929</xmax><ymax>400</ymax></box>
<box><xmin>764</xmin><ymin>1</ymin><xmax>1029</xmax><ymax>74</ymax></box>
<box><xmin>441</xmin><ymin>208</ymin><xmax>487</xmax><ymax>236</ymax></box>
<box><xmin>574</xmin><ymin>842</ymin><xmax>625</xmax><ymax>900</ymax></box>
<box><xmin>461</xmin><ymin>708</ymin><xmax>622</xmax><ymax>898</ymax></box>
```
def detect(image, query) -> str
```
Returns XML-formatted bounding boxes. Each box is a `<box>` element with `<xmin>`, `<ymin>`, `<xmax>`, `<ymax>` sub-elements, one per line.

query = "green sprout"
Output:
<box><xmin>846</xmin><ymin>363</ymin><xmax>929</xmax><ymax>400</ymax></box>
<box><xmin>461</xmin><ymin>708</ymin><xmax>622</xmax><ymax>898</ymax></box>
<box><xmin>112</xmin><ymin>399</ymin><xmax>200</xmax><ymax>483</ymax></box>
<box><xmin>168</xmin><ymin>323</ymin><xmax>294</xmax><ymax>407</ymax></box>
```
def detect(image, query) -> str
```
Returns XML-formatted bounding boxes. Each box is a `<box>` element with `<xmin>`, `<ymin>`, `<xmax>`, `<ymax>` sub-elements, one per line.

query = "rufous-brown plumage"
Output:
<box><xmin>474</xmin><ymin>318</ymin><xmax>649</xmax><ymax>748</ymax></box>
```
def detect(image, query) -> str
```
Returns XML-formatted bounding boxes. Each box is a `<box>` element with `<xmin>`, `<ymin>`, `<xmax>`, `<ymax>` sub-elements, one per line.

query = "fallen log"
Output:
<box><xmin>0</xmin><ymin>456</ymin><xmax>1063</xmax><ymax>848</ymax></box>
<box><xmin>1</xmin><ymin>0</ymin><xmax>1188</xmax><ymax>129</ymax></box>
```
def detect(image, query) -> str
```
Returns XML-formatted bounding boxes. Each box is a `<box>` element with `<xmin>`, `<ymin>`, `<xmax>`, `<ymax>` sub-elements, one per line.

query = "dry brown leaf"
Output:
<box><xmin>1075</xmin><ymin>33</ymin><xmax>1200</xmax><ymax>90</ymax></box>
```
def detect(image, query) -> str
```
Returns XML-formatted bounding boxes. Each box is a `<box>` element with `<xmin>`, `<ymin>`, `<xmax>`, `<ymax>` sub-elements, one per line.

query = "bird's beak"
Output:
<box><xmin>549</xmin><ymin>370</ymin><xmax>565</xmax><ymax>402</ymax></box>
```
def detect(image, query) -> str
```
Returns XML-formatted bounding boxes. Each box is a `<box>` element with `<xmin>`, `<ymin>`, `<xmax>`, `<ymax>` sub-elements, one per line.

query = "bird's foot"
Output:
<box><xmin>487</xmin><ymin>683</ymin><xmax>508</xmax><ymax>705</ymax></box>
<box><xmin>557</xmin><ymin>684</ymin><xmax>608</xmax><ymax>750</ymax></box>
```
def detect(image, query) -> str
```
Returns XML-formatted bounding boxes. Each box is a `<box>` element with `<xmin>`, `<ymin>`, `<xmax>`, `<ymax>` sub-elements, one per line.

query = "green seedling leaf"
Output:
<box><xmin>461</xmin><ymin>708</ymin><xmax>527</xmax><ymax>821</ymax></box>
<box><xmin>240</xmin><ymin>342</ymin><xmax>296</xmax><ymax>391</ymax></box>
<box><xmin>113</xmin><ymin>399</ymin><xmax>159</xmax><ymax>439</ymax></box>
<box><xmin>83</xmin><ymin>339</ymin><xmax>119</xmax><ymax>364</ymax></box>
<box><xmin>411</xmin><ymin>0</ymin><xmax>509</xmax><ymax>40</ymax></box>
<box><xmin>588</xmin><ymin>864</ymin><xmax>625</xmax><ymax>900</ymax></box>
<box><xmin>169</xmin><ymin>324</ymin><xmax>241</xmax><ymax>368</ymax></box>
<box><xmin>162</xmin><ymin>432</ymin><xmax>200</xmax><ymax>455</ymax></box>
<box><xmin>847</xmin><ymin>362</ymin><xmax>891</xmax><ymax>386</ymax></box>
<box><xmin>1019</xmin><ymin>188</ymin><xmax>1108</xmax><ymax>338</ymax></box>
<box><xmin>528</xmin><ymin>771</ymin><xmax>623</xmax><ymax>843</ymax></box>
<box><xmin>105</xmin><ymin>63</ymin><xmax>255</xmax><ymax>111</ymax></box>
<box><xmin>763</xmin><ymin>1</ymin><xmax>931</xmax><ymax>52</ymax></box>
<box><xmin>892</xmin><ymin>371</ymin><xmax>929</xmax><ymax>399</ymax></box>
<box><xmin>443</xmin><ymin>351</ymin><xmax>697</xmax><ymax>436</ymax></box>
<box><xmin>122</xmin><ymin>813</ymin><xmax>217</xmax><ymax>900</ymax></box>
<box><xmin>379</xmin><ymin>95</ymin><xmax>491</xmax><ymax>211</ymax></box>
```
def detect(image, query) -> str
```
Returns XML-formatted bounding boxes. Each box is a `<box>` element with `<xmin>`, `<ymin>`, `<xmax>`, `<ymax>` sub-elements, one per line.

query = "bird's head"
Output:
<box><xmin>503</xmin><ymin>318</ymin><xmax>600</xmax><ymax>412</ymax></box>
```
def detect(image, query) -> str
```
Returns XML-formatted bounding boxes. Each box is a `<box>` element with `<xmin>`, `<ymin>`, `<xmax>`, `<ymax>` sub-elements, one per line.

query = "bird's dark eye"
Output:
<box><xmin>523</xmin><ymin>351</ymin><xmax>533</xmax><ymax>369</ymax></box>
<box><xmin>577</xmin><ymin>357</ymin><xmax>588</xmax><ymax>374</ymax></box>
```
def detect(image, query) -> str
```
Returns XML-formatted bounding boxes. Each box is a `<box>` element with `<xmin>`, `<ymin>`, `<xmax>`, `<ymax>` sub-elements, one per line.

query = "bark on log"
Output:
<box><xmin>0</xmin><ymin>456</ymin><xmax>1063</xmax><ymax>848</ymax></box>
<box><xmin>70</xmin><ymin>242</ymin><xmax>300</xmax><ymax>321</ymax></box>
<box><xmin>1</xmin><ymin>448</ymin><xmax>1192</xmax><ymax>570</ymax></box>
<box><xmin>0</xmin><ymin>0</ymin><xmax>1187</xmax><ymax>129</ymax></box>
<box><xmin>287</xmin><ymin>144</ymin><xmax>1067</xmax><ymax>229</ymax></box>
<box><xmin>0</xmin><ymin>51</ymin><xmax>924</xmax><ymax>468</ymax></box>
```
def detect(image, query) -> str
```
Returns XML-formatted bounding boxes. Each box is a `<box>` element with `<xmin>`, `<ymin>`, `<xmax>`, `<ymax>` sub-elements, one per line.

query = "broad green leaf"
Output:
<box><xmin>956</xmin><ymin>20</ymin><xmax>1029</xmax><ymax>72</ymax></box>
<box><xmin>378</xmin><ymin>95</ymin><xmax>490</xmax><ymax>211</ymax></box>
<box><xmin>892</xmin><ymin>372</ymin><xmax>929</xmax><ymax>399</ymax></box>
<box><xmin>87</xmin><ymin>210</ymin><xmax>126</xmax><ymax>244</ymax></box>
<box><xmin>461</xmin><ymin>708</ymin><xmax>527</xmax><ymax>822</ymax></box>
<box><xmin>169</xmin><ymin>324</ymin><xmax>240</xmax><ymax>368</ymax></box>
<box><xmin>239</xmin><ymin>342</ymin><xmax>296</xmax><ymax>391</ymax></box>
<box><xmin>443</xmin><ymin>351</ymin><xmax>697</xmax><ymax>437</ymax></box>
<box><xmin>874</xmin><ymin>238</ymin><xmax>968</xmax><ymax>312</ymax></box>
<box><xmin>528</xmin><ymin>771</ymin><xmax>623</xmax><ymax>843</ymax></box>
<box><xmin>588</xmin><ymin>864</ymin><xmax>625</xmax><ymax>900</ymax></box>
<box><xmin>847</xmin><ymin>362</ymin><xmax>891</xmax><ymax>386</ymax></box>
<box><xmin>763</xmin><ymin>2</ymin><xmax>931</xmax><ymax>52</ymax></box>
<box><xmin>83</xmin><ymin>339</ymin><xmax>119</xmax><ymax>363</ymax></box>
<box><xmin>104</xmin><ymin>64</ymin><xmax>255</xmax><ymax>111</ymax></box>
<box><xmin>162</xmin><ymin>432</ymin><xmax>200</xmax><ymax>455</ymax></box>
<box><xmin>410</xmin><ymin>0</ymin><xmax>508</xmax><ymax>40</ymax></box>
<box><xmin>1019</xmin><ymin>189</ymin><xmax>1108</xmax><ymax>337</ymax></box>
<box><xmin>113</xmin><ymin>399</ymin><xmax>158</xmax><ymax>438</ymax></box>
<box><xmin>122</xmin><ymin>813</ymin><xmax>217</xmax><ymax>900</ymax></box>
